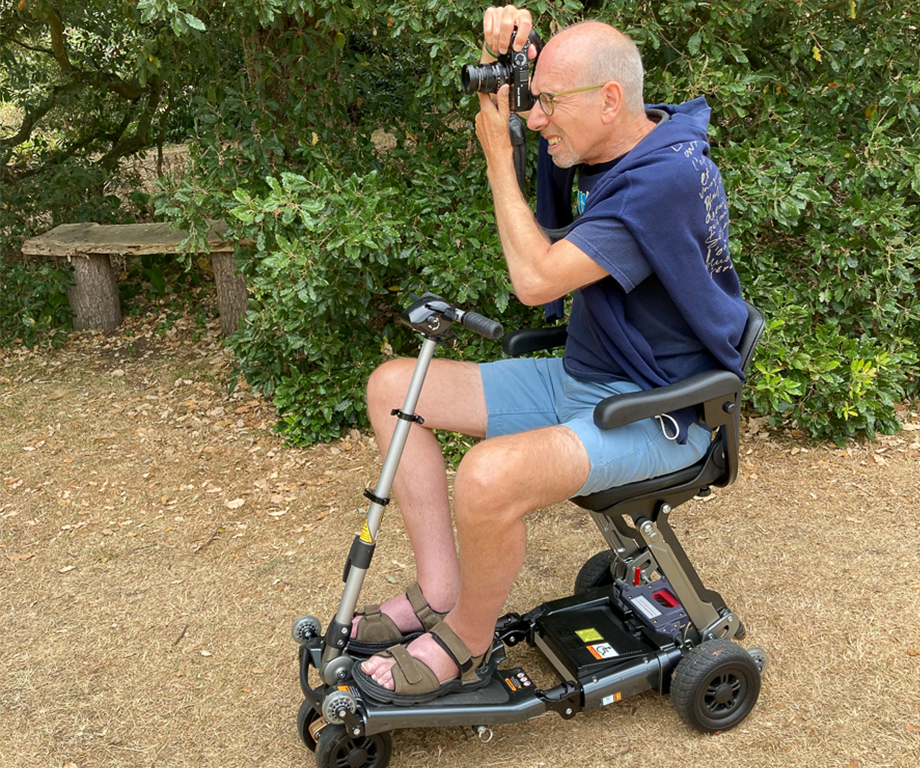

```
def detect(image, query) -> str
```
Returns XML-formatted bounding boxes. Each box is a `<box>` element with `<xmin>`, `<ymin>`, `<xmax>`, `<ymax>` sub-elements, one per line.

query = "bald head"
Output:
<box><xmin>547</xmin><ymin>22</ymin><xmax>646</xmax><ymax>115</ymax></box>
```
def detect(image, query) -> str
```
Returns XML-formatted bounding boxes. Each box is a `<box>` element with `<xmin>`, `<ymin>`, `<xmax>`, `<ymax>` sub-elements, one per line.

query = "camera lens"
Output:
<box><xmin>461</xmin><ymin>62</ymin><xmax>508</xmax><ymax>94</ymax></box>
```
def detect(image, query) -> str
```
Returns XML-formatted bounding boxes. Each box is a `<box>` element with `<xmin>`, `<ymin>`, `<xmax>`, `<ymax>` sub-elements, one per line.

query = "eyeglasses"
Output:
<box><xmin>534</xmin><ymin>84</ymin><xmax>607</xmax><ymax>116</ymax></box>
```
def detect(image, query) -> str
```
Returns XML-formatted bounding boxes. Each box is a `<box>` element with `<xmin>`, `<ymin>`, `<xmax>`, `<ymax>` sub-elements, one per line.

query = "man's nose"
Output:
<box><xmin>527</xmin><ymin>100</ymin><xmax>548</xmax><ymax>131</ymax></box>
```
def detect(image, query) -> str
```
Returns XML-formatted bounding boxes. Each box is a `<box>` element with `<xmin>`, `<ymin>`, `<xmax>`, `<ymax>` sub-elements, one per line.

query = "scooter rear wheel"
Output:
<box><xmin>574</xmin><ymin>550</ymin><xmax>617</xmax><ymax>593</ymax></box>
<box><xmin>315</xmin><ymin>724</ymin><xmax>392</xmax><ymax>768</ymax></box>
<box><xmin>671</xmin><ymin>638</ymin><xmax>761</xmax><ymax>733</ymax></box>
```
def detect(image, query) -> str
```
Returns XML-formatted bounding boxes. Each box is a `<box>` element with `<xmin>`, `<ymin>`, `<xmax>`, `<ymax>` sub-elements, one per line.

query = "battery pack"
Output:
<box><xmin>533</xmin><ymin>604</ymin><xmax>648</xmax><ymax>682</ymax></box>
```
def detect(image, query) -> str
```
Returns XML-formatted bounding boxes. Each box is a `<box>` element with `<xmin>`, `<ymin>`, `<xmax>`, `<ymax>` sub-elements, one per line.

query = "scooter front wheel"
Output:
<box><xmin>297</xmin><ymin>699</ymin><xmax>322</xmax><ymax>752</ymax></box>
<box><xmin>315</xmin><ymin>724</ymin><xmax>393</xmax><ymax>768</ymax></box>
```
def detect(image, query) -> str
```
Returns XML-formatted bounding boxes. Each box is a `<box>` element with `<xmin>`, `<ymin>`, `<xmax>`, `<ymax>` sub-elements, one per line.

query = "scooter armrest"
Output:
<box><xmin>501</xmin><ymin>326</ymin><xmax>568</xmax><ymax>357</ymax></box>
<box><xmin>594</xmin><ymin>370</ymin><xmax>743</xmax><ymax>430</ymax></box>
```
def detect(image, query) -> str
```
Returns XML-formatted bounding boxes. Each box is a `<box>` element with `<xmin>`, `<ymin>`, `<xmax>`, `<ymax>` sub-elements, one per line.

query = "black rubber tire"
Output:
<box><xmin>574</xmin><ymin>550</ymin><xmax>617</xmax><ymax>594</ymax></box>
<box><xmin>315</xmin><ymin>723</ymin><xmax>393</xmax><ymax>768</ymax></box>
<box><xmin>671</xmin><ymin>638</ymin><xmax>762</xmax><ymax>733</ymax></box>
<box><xmin>297</xmin><ymin>699</ymin><xmax>321</xmax><ymax>752</ymax></box>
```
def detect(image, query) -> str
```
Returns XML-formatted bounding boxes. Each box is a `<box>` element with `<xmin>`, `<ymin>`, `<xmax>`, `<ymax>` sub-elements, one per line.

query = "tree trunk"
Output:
<box><xmin>211</xmin><ymin>252</ymin><xmax>248</xmax><ymax>336</ymax></box>
<box><xmin>67</xmin><ymin>254</ymin><xmax>122</xmax><ymax>330</ymax></box>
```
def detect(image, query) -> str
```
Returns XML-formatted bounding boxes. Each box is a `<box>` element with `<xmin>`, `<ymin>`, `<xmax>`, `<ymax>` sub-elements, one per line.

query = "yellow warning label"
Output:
<box><xmin>359</xmin><ymin>520</ymin><xmax>373</xmax><ymax>543</ymax></box>
<box><xmin>576</xmin><ymin>628</ymin><xmax>603</xmax><ymax>643</ymax></box>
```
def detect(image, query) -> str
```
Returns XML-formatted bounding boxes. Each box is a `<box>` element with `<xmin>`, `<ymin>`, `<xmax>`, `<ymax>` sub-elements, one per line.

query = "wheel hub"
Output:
<box><xmin>713</xmin><ymin>681</ymin><xmax>735</xmax><ymax>706</ymax></box>
<box><xmin>706</xmin><ymin>671</ymin><xmax>742</xmax><ymax>712</ymax></box>
<box><xmin>346</xmin><ymin>745</ymin><xmax>369</xmax><ymax>767</ymax></box>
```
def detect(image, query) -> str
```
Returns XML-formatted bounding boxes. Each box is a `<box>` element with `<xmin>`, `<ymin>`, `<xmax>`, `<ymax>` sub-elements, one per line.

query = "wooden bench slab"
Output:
<box><xmin>22</xmin><ymin>221</ymin><xmax>247</xmax><ymax>336</ymax></box>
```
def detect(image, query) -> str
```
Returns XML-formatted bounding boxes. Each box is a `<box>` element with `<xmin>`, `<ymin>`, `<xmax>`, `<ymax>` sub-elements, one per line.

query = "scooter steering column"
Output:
<box><xmin>319</xmin><ymin>336</ymin><xmax>440</xmax><ymax>684</ymax></box>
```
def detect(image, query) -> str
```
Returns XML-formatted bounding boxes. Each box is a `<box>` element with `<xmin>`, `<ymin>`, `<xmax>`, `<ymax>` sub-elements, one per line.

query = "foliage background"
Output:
<box><xmin>2</xmin><ymin>0</ymin><xmax>918</xmax><ymax>444</ymax></box>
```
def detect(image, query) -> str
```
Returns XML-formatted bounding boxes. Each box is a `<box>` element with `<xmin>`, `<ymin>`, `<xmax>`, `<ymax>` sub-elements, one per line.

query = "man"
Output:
<box><xmin>351</xmin><ymin>5</ymin><xmax>748</xmax><ymax>704</ymax></box>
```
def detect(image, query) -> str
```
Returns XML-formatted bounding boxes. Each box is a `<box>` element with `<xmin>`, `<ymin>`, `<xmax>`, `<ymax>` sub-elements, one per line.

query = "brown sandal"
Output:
<box><xmin>352</xmin><ymin>621</ymin><xmax>496</xmax><ymax>705</ymax></box>
<box><xmin>348</xmin><ymin>582</ymin><xmax>447</xmax><ymax>656</ymax></box>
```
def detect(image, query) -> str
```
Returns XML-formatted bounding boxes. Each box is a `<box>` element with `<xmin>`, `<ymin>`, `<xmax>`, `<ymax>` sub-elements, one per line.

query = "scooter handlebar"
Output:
<box><xmin>458</xmin><ymin>309</ymin><xmax>504</xmax><ymax>340</ymax></box>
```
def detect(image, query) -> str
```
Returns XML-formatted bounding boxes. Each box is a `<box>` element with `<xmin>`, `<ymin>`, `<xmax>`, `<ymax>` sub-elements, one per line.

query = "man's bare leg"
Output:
<box><xmin>361</xmin><ymin>424</ymin><xmax>590</xmax><ymax>688</ymax></box>
<box><xmin>352</xmin><ymin>357</ymin><xmax>488</xmax><ymax>635</ymax></box>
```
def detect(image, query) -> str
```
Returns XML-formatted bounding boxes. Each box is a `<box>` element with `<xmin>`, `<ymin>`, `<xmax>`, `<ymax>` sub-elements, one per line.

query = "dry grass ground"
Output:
<box><xmin>2</xmin><ymin>296</ymin><xmax>919</xmax><ymax>768</ymax></box>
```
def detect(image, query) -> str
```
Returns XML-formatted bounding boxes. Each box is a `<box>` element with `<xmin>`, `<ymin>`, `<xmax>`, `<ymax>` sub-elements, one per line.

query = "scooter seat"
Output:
<box><xmin>572</xmin><ymin>438</ymin><xmax>725</xmax><ymax>512</ymax></box>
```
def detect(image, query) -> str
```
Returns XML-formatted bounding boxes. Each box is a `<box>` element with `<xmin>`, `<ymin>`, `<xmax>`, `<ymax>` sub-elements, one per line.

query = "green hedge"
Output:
<box><xmin>6</xmin><ymin>1</ymin><xmax>918</xmax><ymax>444</ymax></box>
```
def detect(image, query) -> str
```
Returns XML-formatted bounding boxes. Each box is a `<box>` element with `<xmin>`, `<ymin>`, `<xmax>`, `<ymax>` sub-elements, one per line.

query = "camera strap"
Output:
<box><xmin>509</xmin><ymin>115</ymin><xmax>527</xmax><ymax>193</ymax></box>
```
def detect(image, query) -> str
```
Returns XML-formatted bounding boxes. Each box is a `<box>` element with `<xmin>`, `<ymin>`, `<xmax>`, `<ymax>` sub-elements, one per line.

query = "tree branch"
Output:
<box><xmin>47</xmin><ymin>8</ymin><xmax>73</xmax><ymax>73</ymax></box>
<box><xmin>0</xmin><ymin>32</ymin><xmax>53</xmax><ymax>55</ymax></box>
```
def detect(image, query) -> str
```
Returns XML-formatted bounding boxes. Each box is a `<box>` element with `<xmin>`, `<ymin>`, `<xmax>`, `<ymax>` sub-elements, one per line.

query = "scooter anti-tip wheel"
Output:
<box><xmin>291</xmin><ymin>615</ymin><xmax>322</xmax><ymax>645</ymax></box>
<box><xmin>322</xmin><ymin>690</ymin><xmax>357</xmax><ymax>725</ymax></box>
<box><xmin>747</xmin><ymin>646</ymin><xmax>768</xmax><ymax>674</ymax></box>
<box><xmin>671</xmin><ymin>637</ymin><xmax>762</xmax><ymax>733</ymax></box>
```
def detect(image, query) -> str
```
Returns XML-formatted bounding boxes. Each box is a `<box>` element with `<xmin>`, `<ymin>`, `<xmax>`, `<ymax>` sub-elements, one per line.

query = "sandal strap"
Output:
<box><xmin>389</xmin><ymin>644</ymin><xmax>427</xmax><ymax>686</ymax></box>
<box><xmin>428</xmin><ymin>621</ymin><xmax>477</xmax><ymax>679</ymax></box>
<box><xmin>405</xmin><ymin>582</ymin><xmax>445</xmax><ymax>630</ymax></box>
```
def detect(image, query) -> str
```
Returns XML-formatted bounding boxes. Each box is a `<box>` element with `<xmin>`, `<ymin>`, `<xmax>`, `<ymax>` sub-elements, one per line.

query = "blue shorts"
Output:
<box><xmin>479</xmin><ymin>357</ymin><xmax>712</xmax><ymax>497</ymax></box>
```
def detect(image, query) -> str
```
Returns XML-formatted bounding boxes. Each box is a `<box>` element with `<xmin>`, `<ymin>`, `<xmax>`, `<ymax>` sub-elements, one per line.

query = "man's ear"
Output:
<box><xmin>599</xmin><ymin>81</ymin><xmax>623</xmax><ymax>124</ymax></box>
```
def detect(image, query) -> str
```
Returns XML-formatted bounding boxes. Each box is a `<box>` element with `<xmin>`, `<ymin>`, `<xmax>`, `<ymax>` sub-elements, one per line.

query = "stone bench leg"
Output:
<box><xmin>67</xmin><ymin>253</ymin><xmax>122</xmax><ymax>331</ymax></box>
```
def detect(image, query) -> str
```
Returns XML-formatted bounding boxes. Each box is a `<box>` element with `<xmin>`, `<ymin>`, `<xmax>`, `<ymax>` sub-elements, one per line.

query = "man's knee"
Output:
<box><xmin>367</xmin><ymin>358</ymin><xmax>413</xmax><ymax>414</ymax></box>
<box><xmin>454</xmin><ymin>441</ymin><xmax>522</xmax><ymax>521</ymax></box>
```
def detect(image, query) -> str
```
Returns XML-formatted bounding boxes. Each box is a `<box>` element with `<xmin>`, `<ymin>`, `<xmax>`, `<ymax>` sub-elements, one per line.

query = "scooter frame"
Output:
<box><xmin>291</xmin><ymin>293</ymin><xmax>766</xmax><ymax>767</ymax></box>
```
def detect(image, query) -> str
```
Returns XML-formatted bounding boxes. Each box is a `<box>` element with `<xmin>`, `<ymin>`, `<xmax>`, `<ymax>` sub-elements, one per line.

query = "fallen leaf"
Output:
<box><xmin>225</xmin><ymin>498</ymin><xmax>245</xmax><ymax>509</ymax></box>
<box><xmin>200</xmin><ymin>650</ymin><xmax>213</xmax><ymax>657</ymax></box>
<box><xmin>907</xmin><ymin>649</ymin><xmax>920</xmax><ymax>657</ymax></box>
<box><xmin>59</xmin><ymin>565</ymin><xmax>75</xmax><ymax>573</ymax></box>
<box><xmin>8</xmin><ymin>552</ymin><xmax>34</xmax><ymax>562</ymax></box>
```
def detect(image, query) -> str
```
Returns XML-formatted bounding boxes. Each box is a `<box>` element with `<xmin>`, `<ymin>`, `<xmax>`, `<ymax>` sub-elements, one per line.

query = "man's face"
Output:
<box><xmin>526</xmin><ymin>44</ymin><xmax>602</xmax><ymax>168</ymax></box>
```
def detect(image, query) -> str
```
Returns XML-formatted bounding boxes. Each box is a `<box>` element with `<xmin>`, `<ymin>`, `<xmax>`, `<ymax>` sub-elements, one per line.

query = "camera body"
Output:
<box><xmin>461</xmin><ymin>30</ymin><xmax>543</xmax><ymax>112</ymax></box>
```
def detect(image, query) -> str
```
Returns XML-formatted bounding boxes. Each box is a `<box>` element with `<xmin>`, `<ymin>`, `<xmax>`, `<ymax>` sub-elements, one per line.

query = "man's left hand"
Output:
<box><xmin>475</xmin><ymin>85</ymin><xmax>515</xmax><ymax>172</ymax></box>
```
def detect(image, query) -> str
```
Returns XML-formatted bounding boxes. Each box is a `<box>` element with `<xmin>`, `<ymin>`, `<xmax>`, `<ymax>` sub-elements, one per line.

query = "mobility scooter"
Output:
<box><xmin>290</xmin><ymin>291</ymin><xmax>767</xmax><ymax>768</ymax></box>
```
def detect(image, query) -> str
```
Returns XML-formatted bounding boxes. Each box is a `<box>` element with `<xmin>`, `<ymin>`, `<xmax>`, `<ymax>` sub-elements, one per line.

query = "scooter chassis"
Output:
<box><xmin>298</xmin><ymin>583</ymin><xmax>686</xmax><ymax>740</ymax></box>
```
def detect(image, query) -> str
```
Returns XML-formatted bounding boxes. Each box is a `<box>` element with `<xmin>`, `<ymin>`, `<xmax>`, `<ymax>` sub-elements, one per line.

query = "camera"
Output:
<box><xmin>461</xmin><ymin>29</ymin><xmax>543</xmax><ymax>112</ymax></box>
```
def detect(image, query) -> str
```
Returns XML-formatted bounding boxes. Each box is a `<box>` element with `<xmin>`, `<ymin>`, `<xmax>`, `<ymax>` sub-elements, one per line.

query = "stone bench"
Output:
<box><xmin>21</xmin><ymin>220</ymin><xmax>247</xmax><ymax>336</ymax></box>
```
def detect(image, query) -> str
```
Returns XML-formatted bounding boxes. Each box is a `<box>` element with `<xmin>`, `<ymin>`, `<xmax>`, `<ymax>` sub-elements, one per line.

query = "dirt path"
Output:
<box><xmin>2</xmin><ymin>306</ymin><xmax>919</xmax><ymax>768</ymax></box>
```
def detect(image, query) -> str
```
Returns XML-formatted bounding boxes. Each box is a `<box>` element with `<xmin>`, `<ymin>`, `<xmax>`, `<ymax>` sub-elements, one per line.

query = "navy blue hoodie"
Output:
<box><xmin>535</xmin><ymin>97</ymin><xmax>747</xmax><ymax>442</ymax></box>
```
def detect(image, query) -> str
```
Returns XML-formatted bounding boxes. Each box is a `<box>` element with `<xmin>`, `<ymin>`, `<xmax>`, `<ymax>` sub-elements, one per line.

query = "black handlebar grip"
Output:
<box><xmin>460</xmin><ymin>311</ymin><xmax>504</xmax><ymax>340</ymax></box>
